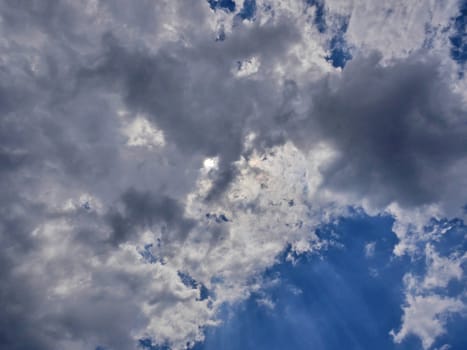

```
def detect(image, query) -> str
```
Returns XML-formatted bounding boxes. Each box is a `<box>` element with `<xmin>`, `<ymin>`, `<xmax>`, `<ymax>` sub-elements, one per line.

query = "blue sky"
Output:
<box><xmin>193</xmin><ymin>214</ymin><xmax>467</xmax><ymax>350</ymax></box>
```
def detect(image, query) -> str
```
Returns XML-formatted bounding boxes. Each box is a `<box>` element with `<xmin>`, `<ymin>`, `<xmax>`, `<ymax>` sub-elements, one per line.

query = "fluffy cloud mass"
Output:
<box><xmin>0</xmin><ymin>1</ymin><xmax>466</xmax><ymax>349</ymax></box>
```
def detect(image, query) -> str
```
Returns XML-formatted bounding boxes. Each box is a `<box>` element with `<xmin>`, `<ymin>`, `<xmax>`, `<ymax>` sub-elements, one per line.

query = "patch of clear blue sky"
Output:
<box><xmin>195</xmin><ymin>214</ymin><xmax>408</xmax><ymax>350</ymax></box>
<box><xmin>326</xmin><ymin>17</ymin><xmax>352</xmax><ymax>69</ymax></box>
<box><xmin>450</xmin><ymin>0</ymin><xmax>467</xmax><ymax>76</ymax></box>
<box><xmin>207</xmin><ymin>0</ymin><xmax>236</xmax><ymax>12</ymax></box>
<box><xmin>191</xmin><ymin>213</ymin><xmax>466</xmax><ymax>350</ymax></box>
<box><xmin>237</xmin><ymin>0</ymin><xmax>256</xmax><ymax>21</ymax></box>
<box><xmin>211</xmin><ymin>1</ymin><xmax>256</xmax><ymax>41</ymax></box>
<box><xmin>307</xmin><ymin>0</ymin><xmax>326</xmax><ymax>33</ymax></box>
<box><xmin>208</xmin><ymin>0</ymin><xmax>256</xmax><ymax>20</ymax></box>
<box><xmin>178</xmin><ymin>270</ymin><xmax>210</xmax><ymax>301</ymax></box>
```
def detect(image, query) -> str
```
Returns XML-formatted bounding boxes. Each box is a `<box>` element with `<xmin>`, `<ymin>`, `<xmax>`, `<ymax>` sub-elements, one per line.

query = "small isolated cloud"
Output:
<box><xmin>364</xmin><ymin>242</ymin><xmax>376</xmax><ymax>258</ymax></box>
<box><xmin>391</xmin><ymin>294</ymin><xmax>464</xmax><ymax>349</ymax></box>
<box><xmin>256</xmin><ymin>296</ymin><xmax>276</xmax><ymax>310</ymax></box>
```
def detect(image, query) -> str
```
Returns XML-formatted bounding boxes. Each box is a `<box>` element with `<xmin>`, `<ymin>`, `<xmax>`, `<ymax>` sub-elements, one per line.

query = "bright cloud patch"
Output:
<box><xmin>121</xmin><ymin>114</ymin><xmax>166</xmax><ymax>149</ymax></box>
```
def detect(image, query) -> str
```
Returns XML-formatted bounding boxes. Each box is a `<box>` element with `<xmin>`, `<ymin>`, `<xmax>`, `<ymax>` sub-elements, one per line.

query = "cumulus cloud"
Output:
<box><xmin>286</xmin><ymin>52</ymin><xmax>467</xmax><ymax>211</ymax></box>
<box><xmin>391</xmin><ymin>242</ymin><xmax>467</xmax><ymax>349</ymax></box>
<box><xmin>391</xmin><ymin>293</ymin><xmax>465</xmax><ymax>349</ymax></box>
<box><xmin>0</xmin><ymin>1</ymin><xmax>466</xmax><ymax>349</ymax></box>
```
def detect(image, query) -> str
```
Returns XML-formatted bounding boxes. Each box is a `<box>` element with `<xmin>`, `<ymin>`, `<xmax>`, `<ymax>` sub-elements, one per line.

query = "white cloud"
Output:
<box><xmin>121</xmin><ymin>115</ymin><xmax>165</xmax><ymax>149</ymax></box>
<box><xmin>391</xmin><ymin>294</ymin><xmax>464</xmax><ymax>349</ymax></box>
<box><xmin>391</xmin><ymin>244</ymin><xmax>466</xmax><ymax>349</ymax></box>
<box><xmin>256</xmin><ymin>296</ymin><xmax>276</xmax><ymax>310</ymax></box>
<box><xmin>422</xmin><ymin>244</ymin><xmax>465</xmax><ymax>290</ymax></box>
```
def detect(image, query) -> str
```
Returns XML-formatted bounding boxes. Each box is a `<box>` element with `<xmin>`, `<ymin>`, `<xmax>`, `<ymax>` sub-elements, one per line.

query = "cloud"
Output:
<box><xmin>287</xmin><ymin>52</ymin><xmax>467</xmax><ymax>211</ymax></box>
<box><xmin>391</xmin><ymin>243</ymin><xmax>467</xmax><ymax>349</ymax></box>
<box><xmin>107</xmin><ymin>188</ymin><xmax>196</xmax><ymax>247</ymax></box>
<box><xmin>391</xmin><ymin>294</ymin><xmax>464</xmax><ymax>349</ymax></box>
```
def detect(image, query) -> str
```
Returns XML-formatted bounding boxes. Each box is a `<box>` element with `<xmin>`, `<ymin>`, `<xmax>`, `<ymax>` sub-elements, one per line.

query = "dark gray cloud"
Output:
<box><xmin>288</xmin><ymin>52</ymin><xmax>467</xmax><ymax>208</ymax></box>
<box><xmin>78</xmin><ymin>21</ymin><xmax>300</xmax><ymax>198</ymax></box>
<box><xmin>108</xmin><ymin>188</ymin><xmax>196</xmax><ymax>246</ymax></box>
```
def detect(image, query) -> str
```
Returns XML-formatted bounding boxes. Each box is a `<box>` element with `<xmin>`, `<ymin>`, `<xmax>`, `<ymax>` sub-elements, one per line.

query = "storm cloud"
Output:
<box><xmin>288</xmin><ymin>52</ymin><xmax>467</xmax><ymax>209</ymax></box>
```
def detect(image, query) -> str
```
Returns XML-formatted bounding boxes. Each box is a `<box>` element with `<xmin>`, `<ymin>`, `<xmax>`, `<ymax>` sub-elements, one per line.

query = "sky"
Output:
<box><xmin>0</xmin><ymin>1</ymin><xmax>466</xmax><ymax>350</ymax></box>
